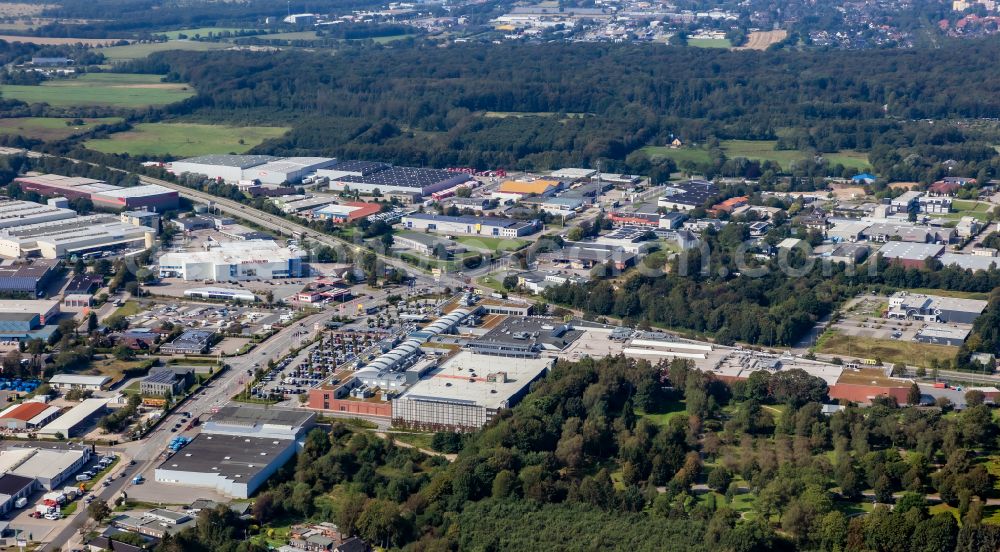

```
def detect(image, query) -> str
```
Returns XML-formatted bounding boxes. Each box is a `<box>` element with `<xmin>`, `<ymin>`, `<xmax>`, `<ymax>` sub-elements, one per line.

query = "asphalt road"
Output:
<box><xmin>46</xmin><ymin>307</ymin><xmax>348</xmax><ymax>551</ymax></box>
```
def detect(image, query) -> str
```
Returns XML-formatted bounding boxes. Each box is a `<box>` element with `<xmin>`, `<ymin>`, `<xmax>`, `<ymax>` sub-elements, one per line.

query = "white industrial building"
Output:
<box><xmin>158</xmin><ymin>240</ymin><xmax>307</xmax><ymax>281</ymax></box>
<box><xmin>401</xmin><ymin>213</ymin><xmax>539</xmax><ymax>237</ymax></box>
<box><xmin>0</xmin><ymin>214</ymin><xmax>156</xmax><ymax>259</ymax></box>
<box><xmin>392</xmin><ymin>352</ymin><xmax>551</xmax><ymax>431</ymax></box>
<box><xmin>170</xmin><ymin>155</ymin><xmax>278</xmax><ymax>183</ymax></box>
<box><xmin>36</xmin><ymin>397</ymin><xmax>109</xmax><ymax>437</ymax></box>
<box><xmin>242</xmin><ymin>157</ymin><xmax>337</xmax><ymax>185</ymax></box>
<box><xmin>0</xmin><ymin>444</ymin><xmax>92</xmax><ymax>490</ymax></box>
<box><xmin>2</xmin><ymin>445</ymin><xmax>91</xmax><ymax>490</ymax></box>
<box><xmin>48</xmin><ymin>374</ymin><xmax>111</xmax><ymax>391</ymax></box>
<box><xmin>0</xmin><ymin>200</ymin><xmax>77</xmax><ymax>229</ymax></box>
<box><xmin>154</xmin><ymin>405</ymin><xmax>315</xmax><ymax>498</ymax></box>
<box><xmin>183</xmin><ymin>287</ymin><xmax>258</xmax><ymax>302</ymax></box>
<box><xmin>170</xmin><ymin>155</ymin><xmax>336</xmax><ymax>184</ymax></box>
<box><xmin>0</xmin><ymin>299</ymin><xmax>60</xmax><ymax>325</ymax></box>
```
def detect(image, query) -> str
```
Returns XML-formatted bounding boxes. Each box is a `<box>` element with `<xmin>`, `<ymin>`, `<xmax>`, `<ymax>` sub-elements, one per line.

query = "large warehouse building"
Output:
<box><xmin>0</xmin><ymin>199</ymin><xmax>76</xmax><ymax>229</ymax></box>
<box><xmin>14</xmin><ymin>174</ymin><xmax>178</xmax><ymax>211</ymax></box>
<box><xmin>170</xmin><ymin>155</ymin><xmax>277</xmax><ymax>183</ymax></box>
<box><xmin>401</xmin><ymin>213</ymin><xmax>539</xmax><ymax>237</ymax></box>
<box><xmin>155</xmin><ymin>405</ymin><xmax>314</xmax><ymax>498</ymax></box>
<box><xmin>1</xmin><ymin>443</ymin><xmax>93</xmax><ymax>490</ymax></box>
<box><xmin>0</xmin><ymin>214</ymin><xmax>156</xmax><ymax>259</ymax></box>
<box><xmin>322</xmin><ymin>162</ymin><xmax>471</xmax><ymax>196</ymax></box>
<box><xmin>392</xmin><ymin>352</ymin><xmax>551</xmax><ymax>431</ymax></box>
<box><xmin>0</xmin><ymin>299</ymin><xmax>59</xmax><ymax>325</ymax></box>
<box><xmin>36</xmin><ymin>397</ymin><xmax>109</xmax><ymax>438</ymax></box>
<box><xmin>157</xmin><ymin>240</ymin><xmax>307</xmax><ymax>281</ymax></box>
<box><xmin>0</xmin><ymin>259</ymin><xmax>58</xmax><ymax>295</ymax></box>
<box><xmin>170</xmin><ymin>155</ymin><xmax>337</xmax><ymax>184</ymax></box>
<box><xmin>0</xmin><ymin>401</ymin><xmax>60</xmax><ymax>429</ymax></box>
<box><xmin>243</xmin><ymin>157</ymin><xmax>338</xmax><ymax>185</ymax></box>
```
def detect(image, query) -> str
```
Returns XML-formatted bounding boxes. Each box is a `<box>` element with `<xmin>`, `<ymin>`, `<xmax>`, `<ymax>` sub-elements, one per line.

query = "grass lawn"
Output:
<box><xmin>901</xmin><ymin>288</ymin><xmax>990</xmax><ymax>301</ymax></box>
<box><xmin>389</xmin><ymin>431</ymin><xmax>435</xmax><ymax>451</ymax></box>
<box><xmin>929</xmin><ymin>502</ymin><xmax>961</xmax><ymax>521</ymax></box>
<box><xmin>636</xmin><ymin>400</ymin><xmax>687</xmax><ymax>427</ymax></box>
<box><xmin>87</xmin><ymin>358</ymin><xmax>147</xmax><ymax>383</ymax></box>
<box><xmin>0</xmin><ymin>73</ymin><xmax>194</xmax><ymax>107</ymax></box>
<box><xmin>453</xmin><ymin>236</ymin><xmax>529</xmax><ymax>253</ymax></box>
<box><xmin>688</xmin><ymin>38</ymin><xmax>731</xmax><ymax>48</ymax></box>
<box><xmin>835</xmin><ymin>499</ymin><xmax>875</xmax><ymax>516</ymax></box>
<box><xmin>638</xmin><ymin>140</ymin><xmax>870</xmax><ymax>171</ymax></box>
<box><xmin>814</xmin><ymin>330</ymin><xmax>956</xmax><ymax>367</ymax></box>
<box><xmin>723</xmin><ymin>140</ymin><xmax>870</xmax><ymax>170</ymax></box>
<box><xmin>98</xmin><ymin>40</ymin><xmax>232</xmax><ymax>61</ymax></box>
<box><xmin>638</xmin><ymin>145</ymin><xmax>711</xmax><ymax>165</ymax></box>
<box><xmin>86</xmin><ymin>122</ymin><xmax>290</xmax><ymax>157</ymax></box>
<box><xmin>476</xmin><ymin>275</ymin><xmax>507</xmax><ymax>293</ymax></box>
<box><xmin>0</xmin><ymin>116</ymin><xmax>122</xmax><ymax>141</ymax></box>
<box><xmin>111</xmin><ymin>300</ymin><xmax>142</xmax><ymax>318</ymax></box>
<box><xmin>945</xmin><ymin>200</ymin><xmax>995</xmax><ymax>222</ymax></box>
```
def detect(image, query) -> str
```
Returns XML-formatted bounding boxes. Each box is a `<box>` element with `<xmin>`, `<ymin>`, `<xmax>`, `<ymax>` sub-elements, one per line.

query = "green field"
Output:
<box><xmin>688</xmin><ymin>38</ymin><xmax>731</xmax><ymax>48</ymax></box>
<box><xmin>98</xmin><ymin>40</ymin><xmax>232</xmax><ymax>61</ymax></box>
<box><xmin>814</xmin><ymin>330</ymin><xmax>956</xmax><ymax>368</ymax></box>
<box><xmin>0</xmin><ymin>73</ymin><xmax>195</xmax><ymax>107</ymax></box>
<box><xmin>638</xmin><ymin>145</ymin><xmax>711</xmax><ymax>165</ymax></box>
<box><xmin>85</xmin><ymin>122</ymin><xmax>290</xmax><ymax>157</ymax></box>
<box><xmin>639</xmin><ymin>139</ymin><xmax>870</xmax><ymax>171</ymax></box>
<box><xmin>0</xmin><ymin>116</ymin><xmax>122</xmax><ymax>140</ymax></box>
<box><xmin>946</xmin><ymin>199</ymin><xmax>994</xmax><ymax>222</ymax></box>
<box><xmin>156</xmin><ymin>27</ymin><xmax>259</xmax><ymax>40</ymax></box>
<box><xmin>635</xmin><ymin>401</ymin><xmax>687</xmax><ymax>427</ymax></box>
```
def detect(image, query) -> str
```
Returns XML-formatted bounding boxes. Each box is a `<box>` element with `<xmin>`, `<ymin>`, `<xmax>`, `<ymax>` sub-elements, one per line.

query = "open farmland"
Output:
<box><xmin>98</xmin><ymin>40</ymin><xmax>233</xmax><ymax>61</ymax></box>
<box><xmin>85</xmin><ymin>122</ymin><xmax>290</xmax><ymax>157</ymax></box>
<box><xmin>736</xmin><ymin>30</ymin><xmax>788</xmax><ymax>50</ymax></box>
<box><xmin>0</xmin><ymin>73</ymin><xmax>194</xmax><ymax>108</ymax></box>
<box><xmin>0</xmin><ymin>116</ymin><xmax>122</xmax><ymax>140</ymax></box>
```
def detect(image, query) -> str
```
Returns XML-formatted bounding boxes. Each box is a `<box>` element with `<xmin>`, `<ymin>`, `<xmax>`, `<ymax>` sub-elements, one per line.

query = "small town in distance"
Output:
<box><xmin>0</xmin><ymin>144</ymin><xmax>993</xmax><ymax>549</ymax></box>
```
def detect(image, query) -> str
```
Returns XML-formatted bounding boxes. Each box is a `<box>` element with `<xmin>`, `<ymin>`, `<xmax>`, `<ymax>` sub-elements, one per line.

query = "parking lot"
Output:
<box><xmin>122</xmin><ymin>301</ymin><xmax>297</xmax><ymax>340</ymax></box>
<box><xmin>249</xmin><ymin>329</ymin><xmax>395</xmax><ymax>402</ymax></box>
<box><xmin>831</xmin><ymin>297</ymin><xmax>921</xmax><ymax>341</ymax></box>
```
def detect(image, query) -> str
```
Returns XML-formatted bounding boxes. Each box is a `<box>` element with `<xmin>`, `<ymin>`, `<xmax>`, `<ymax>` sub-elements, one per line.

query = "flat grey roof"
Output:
<box><xmin>339</xmin><ymin>166</ymin><xmax>465</xmax><ymax>188</ymax></box>
<box><xmin>208</xmin><ymin>404</ymin><xmax>315</xmax><ymax>429</ymax></box>
<box><xmin>157</xmin><ymin>434</ymin><xmax>293</xmax><ymax>479</ymax></box>
<box><xmin>176</xmin><ymin>155</ymin><xmax>277</xmax><ymax>168</ymax></box>
<box><xmin>877</xmin><ymin>241</ymin><xmax>944</xmax><ymax>261</ymax></box>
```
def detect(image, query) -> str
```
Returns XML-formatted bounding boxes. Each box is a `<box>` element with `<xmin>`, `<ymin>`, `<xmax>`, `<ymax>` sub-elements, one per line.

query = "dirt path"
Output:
<box><xmin>376</xmin><ymin>431</ymin><xmax>457</xmax><ymax>462</ymax></box>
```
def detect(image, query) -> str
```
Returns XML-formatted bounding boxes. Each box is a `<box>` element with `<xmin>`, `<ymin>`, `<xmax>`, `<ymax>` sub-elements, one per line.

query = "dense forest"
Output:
<box><xmin>100</xmin><ymin>39</ymin><xmax>1000</xmax><ymax>176</ymax></box>
<box><xmin>161</xmin><ymin>356</ymin><xmax>1000</xmax><ymax>551</ymax></box>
